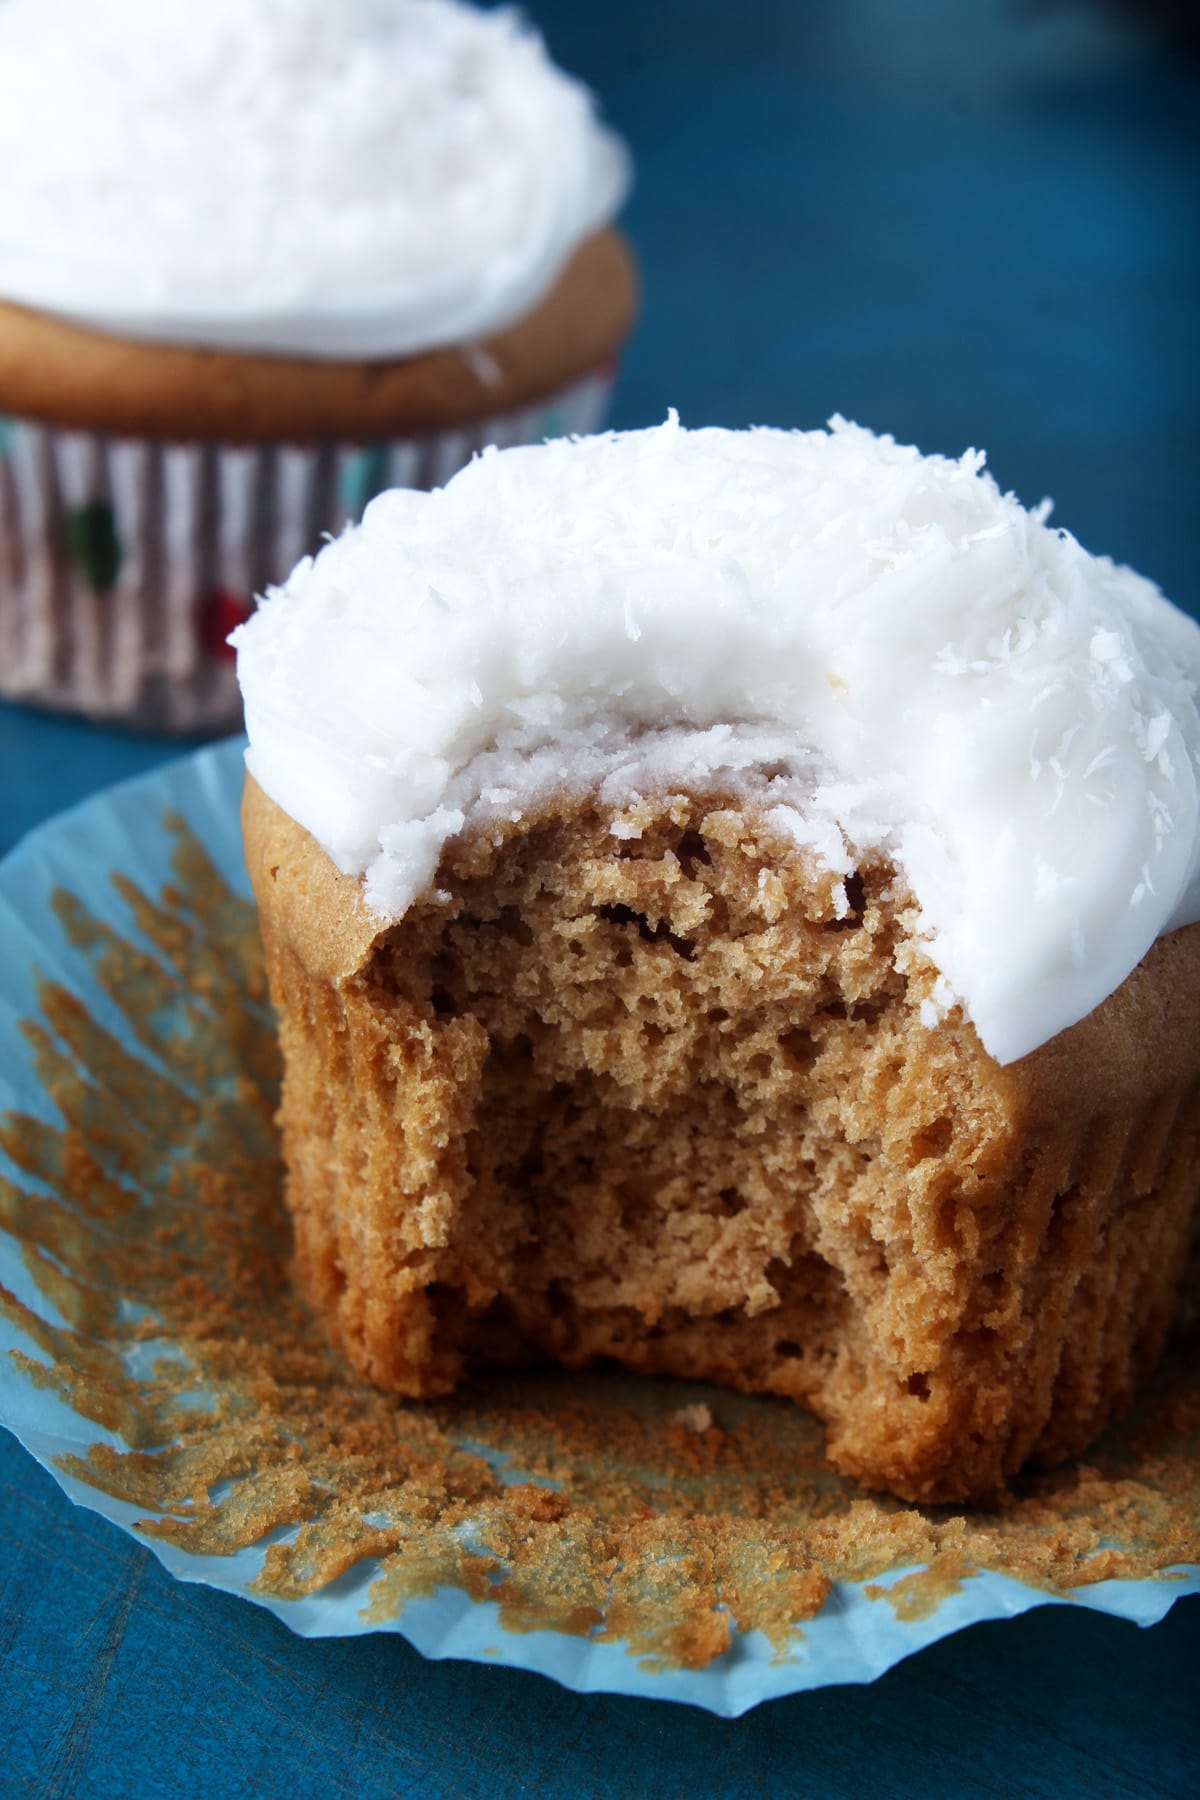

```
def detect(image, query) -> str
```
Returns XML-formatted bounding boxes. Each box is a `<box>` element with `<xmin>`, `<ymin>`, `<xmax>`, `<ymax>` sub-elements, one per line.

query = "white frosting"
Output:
<box><xmin>0</xmin><ymin>0</ymin><xmax>629</xmax><ymax>358</ymax></box>
<box><xmin>235</xmin><ymin>417</ymin><xmax>1200</xmax><ymax>1065</ymax></box>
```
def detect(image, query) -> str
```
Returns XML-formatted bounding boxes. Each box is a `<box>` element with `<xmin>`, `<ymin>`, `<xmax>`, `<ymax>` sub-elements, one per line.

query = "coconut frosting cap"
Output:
<box><xmin>234</xmin><ymin>417</ymin><xmax>1200</xmax><ymax>1065</ymax></box>
<box><xmin>0</xmin><ymin>0</ymin><xmax>629</xmax><ymax>359</ymax></box>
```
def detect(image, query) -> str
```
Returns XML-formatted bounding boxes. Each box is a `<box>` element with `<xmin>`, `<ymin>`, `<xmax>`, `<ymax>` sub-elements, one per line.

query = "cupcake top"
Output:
<box><xmin>0</xmin><ymin>0</ymin><xmax>629</xmax><ymax>359</ymax></box>
<box><xmin>235</xmin><ymin>417</ymin><xmax>1200</xmax><ymax>1065</ymax></box>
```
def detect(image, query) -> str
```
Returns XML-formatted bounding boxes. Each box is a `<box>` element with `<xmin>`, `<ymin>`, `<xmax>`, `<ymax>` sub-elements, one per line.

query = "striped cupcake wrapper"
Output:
<box><xmin>0</xmin><ymin>365</ymin><xmax>615</xmax><ymax>734</ymax></box>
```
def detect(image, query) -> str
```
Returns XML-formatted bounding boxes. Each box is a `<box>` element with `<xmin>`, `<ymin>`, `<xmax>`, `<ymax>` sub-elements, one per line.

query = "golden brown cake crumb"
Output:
<box><xmin>244</xmin><ymin>777</ymin><xmax>1200</xmax><ymax>1504</ymax></box>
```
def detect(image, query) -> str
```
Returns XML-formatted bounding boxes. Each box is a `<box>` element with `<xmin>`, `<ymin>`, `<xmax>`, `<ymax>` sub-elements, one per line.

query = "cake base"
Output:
<box><xmin>244</xmin><ymin>775</ymin><xmax>1200</xmax><ymax>1503</ymax></box>
<box><xmin>0</xmin><ymin>230</ymin><xmax>636</xmax><ymax>442</ymax></box>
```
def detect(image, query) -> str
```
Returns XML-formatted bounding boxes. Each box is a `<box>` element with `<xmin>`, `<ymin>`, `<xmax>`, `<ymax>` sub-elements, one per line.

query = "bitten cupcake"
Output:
<box><xmin>0</xmin><ymin>0</ymin><xmax>635</xmax><ymax>731</ymax></box>
<box><xmin>236</xmin><ymin>419</ymin><xmax>1200</xmax><ymax>1504</ymax></box>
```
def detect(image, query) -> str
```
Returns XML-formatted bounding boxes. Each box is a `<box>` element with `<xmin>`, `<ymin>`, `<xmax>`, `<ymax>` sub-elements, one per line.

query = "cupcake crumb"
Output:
<box><xmin>670</xmin><ymin>1404</ymin><xmax>714</xmax><ymax>1435</ymax></box>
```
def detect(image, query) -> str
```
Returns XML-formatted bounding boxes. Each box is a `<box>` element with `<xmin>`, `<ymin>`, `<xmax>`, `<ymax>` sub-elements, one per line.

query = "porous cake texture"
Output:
<box><xmin>245</xmin><ymin>775</ymin><xmax>1200</xmax><ymax>1504</ymax></box>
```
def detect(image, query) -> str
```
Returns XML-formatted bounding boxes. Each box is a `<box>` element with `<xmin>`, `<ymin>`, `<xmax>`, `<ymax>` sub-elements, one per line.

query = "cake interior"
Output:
<box><xmin>384</xmin><ymin>805</ymin><xmax>983</xmax><ymax>1359</ymax></box>
<box><xmin>322</xmin><ymin>798</ymin><xmax>1042</xmax><ymax>1478</ymax></box>
<box><xmin>262</xmin><ymin>782</ymin><xmax>1199</xmax><ymax>1501</ymax></box>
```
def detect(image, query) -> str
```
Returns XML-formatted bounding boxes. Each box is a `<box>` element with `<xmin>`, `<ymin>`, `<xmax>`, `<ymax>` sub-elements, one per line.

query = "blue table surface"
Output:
<box><xmin>2</xmin><ymin>2</ymin><xmax>1198</xmax><ymax>1793</ymax></box>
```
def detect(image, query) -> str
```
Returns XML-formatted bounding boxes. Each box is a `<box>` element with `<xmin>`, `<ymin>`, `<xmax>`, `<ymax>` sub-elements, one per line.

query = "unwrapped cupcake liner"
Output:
<box><xmin>0</xmin><ymin>739</ymin><xmax>1197</xmax><ymax>1717</ymax></box>
<box><xmin>0</xmin><ymin>365</ymin><xmax>613</xmax><ymax>734</ymax></box>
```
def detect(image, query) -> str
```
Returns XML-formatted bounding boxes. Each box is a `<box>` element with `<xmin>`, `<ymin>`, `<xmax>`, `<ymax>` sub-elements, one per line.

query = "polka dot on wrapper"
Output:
<box><xmin>199</xmin><ymin>588</ymin><xmax>254</xmax><ymax>662</ymax></box>
<box><xmin>68</xmin><ymin>499</ymin><xmax>122</xmax><ymax>593</ymax></box>
<box><xmin>340</xmin><ymin>443</ymin><xmax>392</xmax><ymax>519</ymax></box>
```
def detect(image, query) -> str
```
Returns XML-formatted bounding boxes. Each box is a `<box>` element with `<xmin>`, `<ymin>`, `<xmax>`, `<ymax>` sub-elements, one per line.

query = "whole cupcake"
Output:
<box><xmin>235</xmin><ymin>418</ymin><xmax>1200</xmax><ymax>1504</ymax></box>
<box><xmin>0</xmin><ymin>0</ymin><xmax>635</xmax><ymax>731</ymax></box>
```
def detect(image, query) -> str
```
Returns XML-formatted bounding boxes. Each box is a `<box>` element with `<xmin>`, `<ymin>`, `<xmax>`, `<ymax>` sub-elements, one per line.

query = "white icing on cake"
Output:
<box><xmin>234</xmin><ymin>417</ymin><xmax>1200</xmax><ymax>1065</ymax></box>
<box><xmin>0</xmin><ymin>0</ymin><xmax>629</xmax><ymax>359</ymax></box>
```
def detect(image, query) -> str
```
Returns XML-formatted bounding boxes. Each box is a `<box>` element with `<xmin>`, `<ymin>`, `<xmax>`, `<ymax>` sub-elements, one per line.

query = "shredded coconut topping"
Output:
<box><xmin>0</xmin><ymin>0</ymin><xmax>629</xmax><ymax>358</ymax></box>
<box><xmin>235</xmin><ymin>417</ymin><xmax>1200</xmax><ymax>1064</ymax></box>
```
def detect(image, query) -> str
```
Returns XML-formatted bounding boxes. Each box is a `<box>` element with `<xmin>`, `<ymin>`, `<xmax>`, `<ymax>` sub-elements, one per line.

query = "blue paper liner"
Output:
<box><xmin>0</xmin><ymin>738</ymin><xmax>1196</xmax><ymax>1716</ymax></box>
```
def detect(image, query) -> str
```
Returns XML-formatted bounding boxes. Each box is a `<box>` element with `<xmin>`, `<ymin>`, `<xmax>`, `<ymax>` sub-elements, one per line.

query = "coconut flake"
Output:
<box><xmin>237</xmin><ymin>419</ymin><xmax>1200</xmax><ymax>1064</ymax></box>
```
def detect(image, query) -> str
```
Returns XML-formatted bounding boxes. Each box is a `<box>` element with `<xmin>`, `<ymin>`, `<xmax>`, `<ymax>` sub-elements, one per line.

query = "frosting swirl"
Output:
<box><xmin>0</xmin><ymin>0</ymin><xmax>630</xmax><ymax>358</ymax></box>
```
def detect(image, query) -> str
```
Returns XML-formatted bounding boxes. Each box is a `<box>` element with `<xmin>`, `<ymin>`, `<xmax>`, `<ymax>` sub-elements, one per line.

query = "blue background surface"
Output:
<box><xmin>1</xmin><ymin>0</ymin><xmax>1198</xmax><ymax>1792</ymax></box>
